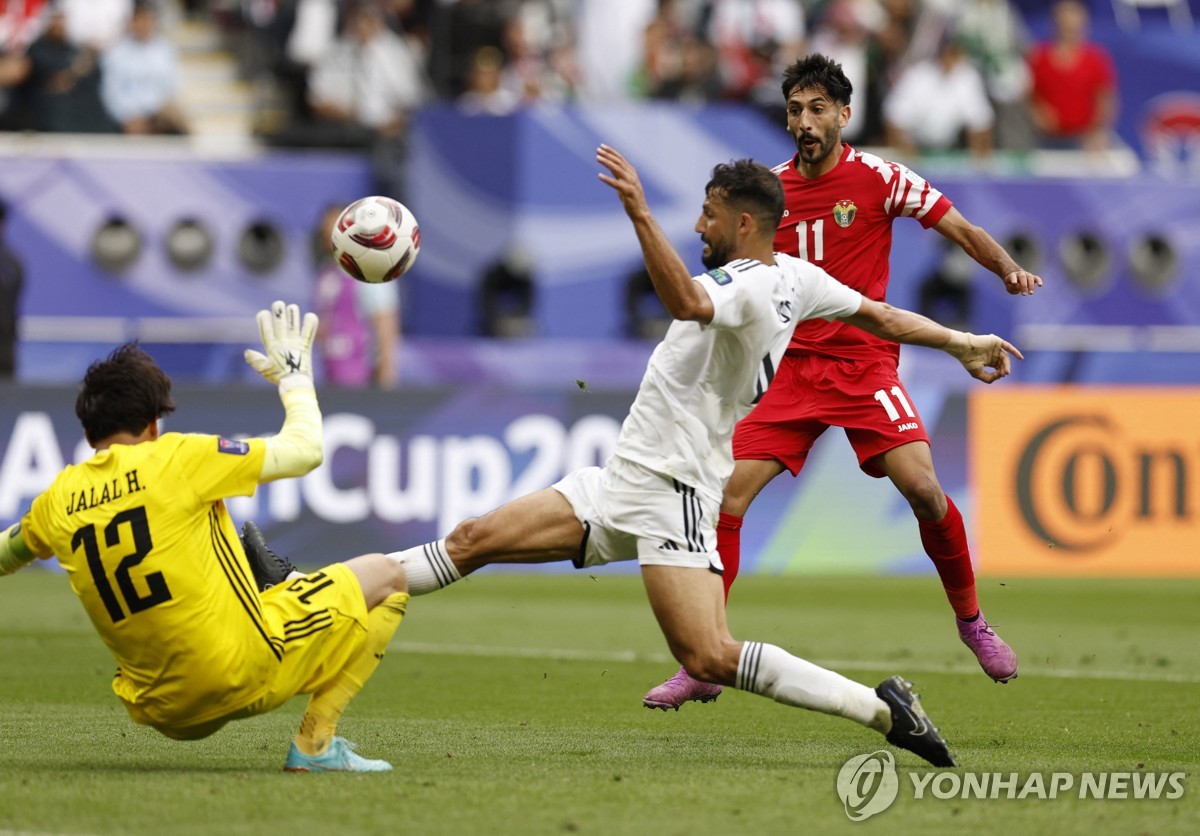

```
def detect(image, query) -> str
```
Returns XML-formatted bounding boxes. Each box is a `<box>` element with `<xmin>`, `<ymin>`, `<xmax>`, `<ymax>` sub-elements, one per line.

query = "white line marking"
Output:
<box><xmin>392</xmin><ymin>641</ymin><xmax>1200</xmax><ymax>684</ymax></box>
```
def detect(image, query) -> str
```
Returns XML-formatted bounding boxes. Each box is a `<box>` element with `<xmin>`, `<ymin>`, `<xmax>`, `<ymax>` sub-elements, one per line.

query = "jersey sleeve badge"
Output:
<box><xmin>217</xmin><ymin>437</ymin><xmax>250</xmax><ymax>456</ymax></box>
<box><xmin>833</xmin><ymin>200</ymin><xmax>857</xmax><ymax>228</ymax></box>
<box><xmin>705</xmin><ymin>268</ymin><xmax>733</xmax><ymax>285</ymax></box>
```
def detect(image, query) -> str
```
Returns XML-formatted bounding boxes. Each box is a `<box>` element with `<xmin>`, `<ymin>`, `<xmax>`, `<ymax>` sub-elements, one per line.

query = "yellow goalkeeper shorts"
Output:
<box><xmin>143</xmin><ymin>563</ymin><xmax>370</xmax><ymax>739</ymax></box>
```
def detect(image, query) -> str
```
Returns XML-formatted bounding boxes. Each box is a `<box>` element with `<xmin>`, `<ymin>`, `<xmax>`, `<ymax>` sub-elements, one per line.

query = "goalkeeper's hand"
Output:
<box><xmin>943</xmin><ymin>331</ymin><xmax>1023</xmax><ymax>383</ymax></box>
<box><xmin>244</xmin><ymin>300</ymin><xmax>319</xmax><ymax>391</ymax></box>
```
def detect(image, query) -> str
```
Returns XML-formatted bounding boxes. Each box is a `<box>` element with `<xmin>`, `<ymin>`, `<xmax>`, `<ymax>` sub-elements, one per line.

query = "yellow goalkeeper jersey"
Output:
<box><xmin>21</xmin><ymin>432</ymin><xmax>278</xmax><ymax>727</ymax></box>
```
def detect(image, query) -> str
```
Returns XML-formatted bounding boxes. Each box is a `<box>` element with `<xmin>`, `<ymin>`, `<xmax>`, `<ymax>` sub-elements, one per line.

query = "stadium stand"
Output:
<box><xmin>0</xmin><ymin>0</ymin><xmax>1197</xmax><ymax>384</ymax></box>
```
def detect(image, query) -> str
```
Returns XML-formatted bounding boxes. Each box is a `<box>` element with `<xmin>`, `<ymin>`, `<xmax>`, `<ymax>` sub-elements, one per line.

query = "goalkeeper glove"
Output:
<box><xmin>244</xmin><ymin>300</ymin><xmax>319</xmax><ymax>392</ymax></box>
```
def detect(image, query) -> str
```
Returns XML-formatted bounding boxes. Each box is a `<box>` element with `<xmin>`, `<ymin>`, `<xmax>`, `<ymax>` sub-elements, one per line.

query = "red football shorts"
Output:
<box><xmin>732</xmin><ymin>353</ymin><xmax>931</xmax><ymax>478</ymax></box>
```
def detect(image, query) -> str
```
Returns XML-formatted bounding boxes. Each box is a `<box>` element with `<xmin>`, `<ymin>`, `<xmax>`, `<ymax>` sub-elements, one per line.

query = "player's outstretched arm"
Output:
<box><xmin>244</xmin><ymin>300</ymin><xmax>325</xmax><ymax>482</ymax></box>
<box><xmin>934</xmin><ymin>207</ymin><xmax>1044</xmax><ymax>297</ymax></box>
<box><xmin>596</xmin><ymin>144</ymin><xmax>714</xmax><ymax>323</ymax></box>
<box><xmin>841</xmin><ymin>298</ymin><xmax>1022</xmax><ymax>383</ymax></box>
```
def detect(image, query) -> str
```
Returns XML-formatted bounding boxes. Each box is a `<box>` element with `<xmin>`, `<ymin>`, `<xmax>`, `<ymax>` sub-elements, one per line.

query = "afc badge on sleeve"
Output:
<box><xmin>217</xmin><ymin>437</ymin><xmax>250</xmax><ymax>456</ymax></box>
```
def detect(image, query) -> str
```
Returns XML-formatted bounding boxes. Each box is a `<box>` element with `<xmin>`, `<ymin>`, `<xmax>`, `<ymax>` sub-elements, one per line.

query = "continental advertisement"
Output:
<box><xmin>970</xmin><ymin>387</ymin><xmax>1198</xmax><ymax>577</ymax></box>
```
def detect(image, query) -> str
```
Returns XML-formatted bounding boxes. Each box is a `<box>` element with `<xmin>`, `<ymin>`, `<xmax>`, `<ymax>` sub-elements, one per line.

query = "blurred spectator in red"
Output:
<box><xmin>307</xmin><ymin>1</ymin><xmax>427</xmax><ymax>140</ymax></box>
<box><xmin>1027</xmin><ymin>0</ymin><xmax>1116</xmax><ymax>152</ymax></box>
<box><xmin>101</xmin><ymin>2</ymin><xmax>187</xmax><ymax>135</ymax></box>
<box><xmin>884</xmin><ymin>34</ymin><xmax>994</xmax><ymax>158</ymax></box>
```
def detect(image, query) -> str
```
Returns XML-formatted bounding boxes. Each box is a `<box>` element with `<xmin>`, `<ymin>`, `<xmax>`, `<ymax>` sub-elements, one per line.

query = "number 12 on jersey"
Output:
<box><xmin>74</xmin><ymin>505</ymin><xmax>172</xmax><ymax>623</ymax></box>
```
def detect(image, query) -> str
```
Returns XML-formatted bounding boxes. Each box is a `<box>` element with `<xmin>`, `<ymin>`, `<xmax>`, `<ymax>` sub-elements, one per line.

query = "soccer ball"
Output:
<box><xmin>330</xmin><ymin>196</ymin><xmax>421</xmax><ymax>284</ymax></box>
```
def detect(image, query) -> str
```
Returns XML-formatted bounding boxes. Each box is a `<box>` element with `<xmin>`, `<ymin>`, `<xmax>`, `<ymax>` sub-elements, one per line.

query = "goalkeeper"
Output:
<box><xmin>0</xmin><ymin>301</ymin><xmax>408</xmax><ymax>773</ymax></box>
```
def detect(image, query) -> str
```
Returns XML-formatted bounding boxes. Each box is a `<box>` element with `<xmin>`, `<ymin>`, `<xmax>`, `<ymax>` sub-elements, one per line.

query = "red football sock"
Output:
<box><xmin>917</xmin><ymin>495</ymin><xmax>979</xmax><ymax>620</ymax></box>
<box><xmin>717</xmin><ymin>512</ymin><xmax>743</xmax><ymax>603</ymax></box>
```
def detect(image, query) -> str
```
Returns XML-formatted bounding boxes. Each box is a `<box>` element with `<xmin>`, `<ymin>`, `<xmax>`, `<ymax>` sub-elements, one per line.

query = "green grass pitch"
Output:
<box><xmin>0</xmin><ymin>569</ymin><xmax>1196</xmax><ymax>835</ymax></box>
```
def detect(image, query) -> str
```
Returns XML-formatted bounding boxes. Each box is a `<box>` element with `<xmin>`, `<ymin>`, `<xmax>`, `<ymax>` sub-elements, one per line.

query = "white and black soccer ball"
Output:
<box><xmin>330</xmin><ymin>196</ymin><xmax>421</xmax><ymax>284</ymax></box>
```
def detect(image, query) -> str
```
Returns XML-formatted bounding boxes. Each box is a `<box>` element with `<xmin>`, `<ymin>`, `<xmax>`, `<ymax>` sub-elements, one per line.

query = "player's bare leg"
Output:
<box><xmin>641</xmin><ymin>565</ymin><xmax>739</xmax><ymax>682</ymax></box>
<box><xmin>286</xmin><ymin>554</ymin><xmax>408</xmax><ymax>773</ymax></box>
<box><xmin>388</xmin><ymin>488</ymin><xmax>587</xmax><ymax>594</ymax></box>
<box><xmin>644</xmin><ymin>458</ymin><xmax>785</xmax><ymax>709</ymax></box>
<box><xmin>721</xmin><ymin>457</ymin><xmax>789</xmax><ymax>519</ymax></box>
<box><xmin>640</xmin><ymin>564</ymin><xmax>955</xmax><ymax>767</ymax></box>
<box><xmin>878</xmin><ymin>441</ymin><xmax>1018</xmax><ymax>682</ymax></box>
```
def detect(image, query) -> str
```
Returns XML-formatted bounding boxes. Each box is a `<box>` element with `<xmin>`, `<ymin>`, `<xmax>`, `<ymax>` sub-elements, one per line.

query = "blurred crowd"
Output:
<box><xmin>0</xmin><ymin>0</ymin><xmax>185</xmax><ymax>134</ymax></box>
<box><xmin>0</xmin><ymin>0</ymin><xmax>1119</xmax><ymax>156</ymax></box>
<box><xmin>225</xmin><ymin>0</ymin><xmax>1119</xmax><ymax>158</ymax></box>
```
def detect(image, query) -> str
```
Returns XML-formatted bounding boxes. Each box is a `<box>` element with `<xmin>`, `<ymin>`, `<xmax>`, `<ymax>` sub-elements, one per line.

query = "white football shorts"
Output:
<box><xmin>552</xmin><ymin>455</ymin><xmax>723</xmax><ymax>573</ymax></box>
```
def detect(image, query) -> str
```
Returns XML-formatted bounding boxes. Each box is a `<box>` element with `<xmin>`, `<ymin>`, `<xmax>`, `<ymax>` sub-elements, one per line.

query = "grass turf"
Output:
<box><xmin>0</xmin><ymin>570</ymin><xmax>1196</xmax><ymax>835</ymax></box>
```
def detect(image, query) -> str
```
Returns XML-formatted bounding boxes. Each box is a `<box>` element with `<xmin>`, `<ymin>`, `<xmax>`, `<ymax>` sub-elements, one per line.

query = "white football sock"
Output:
<box><xmin>387</xmin><ymin>539</ymin><xmax>460</xmax><ymax>596</ymax></box>
<box><xmin>736</xmin><ymin>641</ymin><xmax>890</xmax><ymax>731</ymax></box>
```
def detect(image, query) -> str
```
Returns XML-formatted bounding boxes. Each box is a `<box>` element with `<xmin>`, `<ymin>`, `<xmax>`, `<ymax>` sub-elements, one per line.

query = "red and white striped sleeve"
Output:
<box><xmin>882</xmin><ymin>160</ymin><xmax>952</xmax><ymax>228</ymax></box>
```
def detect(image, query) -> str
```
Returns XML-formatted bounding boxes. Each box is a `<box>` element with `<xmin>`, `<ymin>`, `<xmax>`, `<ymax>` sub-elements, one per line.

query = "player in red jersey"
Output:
<box><xmin>643</xmin><ymin>53</ymin><xmax>1043</xmax><ymax>711</ymax></box>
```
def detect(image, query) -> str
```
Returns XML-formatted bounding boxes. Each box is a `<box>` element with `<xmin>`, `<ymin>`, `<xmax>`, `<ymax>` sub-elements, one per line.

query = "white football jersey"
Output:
<box><xmin>614</xmin><ymin>253</ymin><xmax>862</xmax><ymax>501</ymax></box>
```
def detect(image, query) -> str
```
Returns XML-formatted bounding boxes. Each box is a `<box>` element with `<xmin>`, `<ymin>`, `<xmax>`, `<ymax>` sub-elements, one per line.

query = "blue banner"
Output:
<box><xmin>0</xmin><ymin>381</ymin><xmax>970</xmax><ymax>576</ymax></box>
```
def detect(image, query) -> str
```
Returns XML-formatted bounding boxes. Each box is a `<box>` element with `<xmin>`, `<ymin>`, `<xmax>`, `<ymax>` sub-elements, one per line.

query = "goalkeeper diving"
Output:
<box><xmin>0</xmin><ymin>301</ymin><xmax>407</xmax><ymax>773</ymax></box>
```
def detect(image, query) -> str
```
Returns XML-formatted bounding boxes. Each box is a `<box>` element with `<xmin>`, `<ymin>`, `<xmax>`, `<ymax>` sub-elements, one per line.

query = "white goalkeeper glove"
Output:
<box><xmin>244</xmin><ymin>300</ymin><xmax>319</xmax><ymax>392</ymax></box>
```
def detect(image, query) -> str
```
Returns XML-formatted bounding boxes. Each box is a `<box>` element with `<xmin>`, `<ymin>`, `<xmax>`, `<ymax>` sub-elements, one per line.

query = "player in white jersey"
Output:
<box><xmin>256</xmin><ymin>145</ymin><xmax>1020</xmax><ymax>766</ymax></box>
<box><xmin>566</xmin><ymin>248</ymin><xmax>864</xmax><ymax>575</ymax></box>
<box><xmin>614</xmin><ymin>252</ymin><xmax>863</xmax><ymax>516</ymax></box>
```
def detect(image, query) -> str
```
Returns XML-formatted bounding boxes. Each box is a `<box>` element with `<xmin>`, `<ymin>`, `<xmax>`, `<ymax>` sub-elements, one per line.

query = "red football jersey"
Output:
<box><xmin>773</xmin><ymin>144</ymin><xmax>952</xmax><ymax>364</ymax></box>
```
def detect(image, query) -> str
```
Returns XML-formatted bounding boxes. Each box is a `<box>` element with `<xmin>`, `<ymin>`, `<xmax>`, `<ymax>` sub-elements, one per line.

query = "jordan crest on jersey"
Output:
<box><xmin>833</xmin><ymin>200</ymin><xmax>857</xmax><ymax>229</ymax></box>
